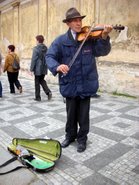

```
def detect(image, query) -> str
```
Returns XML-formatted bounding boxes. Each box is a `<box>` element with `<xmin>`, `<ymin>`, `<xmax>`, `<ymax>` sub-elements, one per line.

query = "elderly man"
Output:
<box><xmin>46</xmin><ymin>7</ymin><xmax>112</xmax><ymax>152</ymax></box>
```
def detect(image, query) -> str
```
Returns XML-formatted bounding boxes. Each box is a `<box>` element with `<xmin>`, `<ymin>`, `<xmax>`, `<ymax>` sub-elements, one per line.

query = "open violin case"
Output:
<box><xmin>0</xmin><ymin>138</ymin><xmax>62</xmax><ymax>174</ymax></box>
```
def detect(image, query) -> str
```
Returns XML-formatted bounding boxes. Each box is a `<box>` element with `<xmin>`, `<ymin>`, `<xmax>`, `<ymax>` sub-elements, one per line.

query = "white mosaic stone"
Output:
<box><xmin>0</xmin><ymin>122</ymin><xmax>11</xmax><ymax>128</ymax></box>
<box><xmin>90</xmin><ymin>109</ymin><xmax>105</xmax><ymax>119</ymax></box>
<box><xmin>121</xmin><ymin>137</ymin><xmax>139</xmax><ymax>148</ymax></box>
<box><xmin>15</xmin><ymin>116</ymin><xmax>65</xmax><ymax>137</ymax></box>
<box><xmin>0</xmin><ymin>101</ymin><xmax>16</xmax><ymax>109</ymax></box>
<box><xmin>0</xmin><ymin>107</ymin><xmax>36</xmax><ymax>121</ymax></box>
<box><xmin>126</xmin><ymin>107</ymin><xmax>139</xmax><ymax>117</ymax></box>
<box><xmin>62</xmin><ymin>133</ymin><xmax>117</xmax><ymax>162</ymax></box>
<box><xmin>35</xmin><ymin>101</ymin><xmax>66</xmax><ymax>111</ymax></box>
<box><xmin>0</xmin><ymin>129</ymin><xmax>12</xmax><ymax>149</ymax></box>
<box><xmin>99</xmin><ymin>148</ymin><xmax>139</xmax><ymax>185</ymax></box>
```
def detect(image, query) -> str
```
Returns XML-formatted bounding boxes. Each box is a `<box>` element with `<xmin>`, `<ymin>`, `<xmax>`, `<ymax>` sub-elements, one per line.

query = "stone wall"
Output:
<box><xmin>0</xmin><ymin>0</ymin><xmax>139</xmax><ymax>97</ymax></box>
<box><xmin>97</xmin><ymin>61</ymin><xmax>139</xmax><ymax>96</ymax></box>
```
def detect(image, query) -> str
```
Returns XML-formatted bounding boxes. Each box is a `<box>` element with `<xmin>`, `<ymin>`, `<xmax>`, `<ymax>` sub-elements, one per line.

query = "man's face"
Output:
<box><xmin>67</xmin><ymin>18</ymin><xmax>82</xmax><ymax>33</ymax></box>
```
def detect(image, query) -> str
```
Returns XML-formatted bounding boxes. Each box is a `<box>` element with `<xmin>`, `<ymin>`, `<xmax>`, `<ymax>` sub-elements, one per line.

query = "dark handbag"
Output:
<box><xmin>11</xmin><ymin>55</ymin><xmax>20</xmax><ymax>70</ymax></box>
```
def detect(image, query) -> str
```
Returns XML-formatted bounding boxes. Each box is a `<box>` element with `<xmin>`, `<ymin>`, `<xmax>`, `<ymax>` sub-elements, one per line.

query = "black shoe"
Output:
<box><xmin>47</xmin><ymin>92</ymin><xmax>52</xmax><ymax>100</ymax></box>
<box><xmin>34</xmin><ymin>98</ymin><xmax>41</xmax><ymax>101</ymax></box>
<box><xmin>19</xmin><ymin>86</ymin><xmax>22</xmax><ymax>93</ymax></box>
<box><xmin>63</xmin><ymin>97</ymin><xmax>66</xmax><ymax>103</ymax></box>
<box><xmin>61</xmin><ymin>139</ymin><xmax>75</xmax><ymax>148</ymax></box>
<box><xmin>91</xmin><ymin>94</ymin><xmax>100</xmax><ymax>98</ymax></box>
<box><xmin>77</xmin><ymin>143</ymin><xmax>86</xmax><ymax>153</ymax></box>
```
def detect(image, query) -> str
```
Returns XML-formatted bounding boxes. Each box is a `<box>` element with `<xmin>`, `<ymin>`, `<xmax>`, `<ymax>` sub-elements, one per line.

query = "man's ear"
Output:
<box><xmin>66</xmin><ymin>22</ymin><xmax>69</xmax><ymax>26</ymax></box>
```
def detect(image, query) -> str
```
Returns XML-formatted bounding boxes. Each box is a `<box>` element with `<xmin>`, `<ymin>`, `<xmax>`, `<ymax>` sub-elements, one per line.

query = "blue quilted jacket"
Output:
<box><xmin>46</xmin><ymin>30</ymin><xmax>111</xmax><ymax>98</ymax></box>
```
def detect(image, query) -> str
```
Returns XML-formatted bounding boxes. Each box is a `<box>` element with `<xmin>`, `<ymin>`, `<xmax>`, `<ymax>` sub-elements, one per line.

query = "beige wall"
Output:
<box><xmin>98</xmin><ymin>0</ymin><xmax>139</xmax><ymax>64</ymax></box>
<box><xmin>0</xmin><ymin>0</ymin><xmax>139</xmax><ymax>97</ymax></box>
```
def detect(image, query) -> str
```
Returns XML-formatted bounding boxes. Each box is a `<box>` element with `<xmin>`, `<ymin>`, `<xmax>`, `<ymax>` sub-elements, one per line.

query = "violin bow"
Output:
<box><xmin>61</xmin><ymin>22</ymin><xmax>95</xmax><ymax>78</ymax></box>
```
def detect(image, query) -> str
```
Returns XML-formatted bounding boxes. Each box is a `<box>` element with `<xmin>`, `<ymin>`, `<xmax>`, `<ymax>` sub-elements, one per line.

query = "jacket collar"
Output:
<box><xmin>63</xmin><ymin>29</ymin><xmax>78</xmax><ymax>46</ymax></box>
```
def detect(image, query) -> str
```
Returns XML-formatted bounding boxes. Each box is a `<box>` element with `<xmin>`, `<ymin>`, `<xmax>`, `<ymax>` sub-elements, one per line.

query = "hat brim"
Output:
<box><xmin>63</xmin><ymin>15</ymin><xmax>86</xmax><ymax>23</ymax></box>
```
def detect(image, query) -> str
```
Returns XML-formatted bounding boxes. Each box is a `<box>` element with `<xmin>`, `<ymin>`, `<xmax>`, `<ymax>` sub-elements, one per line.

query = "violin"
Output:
<box><xmin>77</xmin><ymin>24</ymin><xmax>125</xmax><ymax>41</ymax></box>
<box><xmin>61</xmin><ymin>24</ymin><xmax>124</xmax><ymax>78</ymax></box>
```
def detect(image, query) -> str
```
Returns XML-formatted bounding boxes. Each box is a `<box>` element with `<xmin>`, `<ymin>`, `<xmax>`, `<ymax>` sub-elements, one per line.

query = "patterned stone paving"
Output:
<box><xmin>0</xmin><ymin>75</ymin><xmax>139</xmax><ymax>185</ymax></box>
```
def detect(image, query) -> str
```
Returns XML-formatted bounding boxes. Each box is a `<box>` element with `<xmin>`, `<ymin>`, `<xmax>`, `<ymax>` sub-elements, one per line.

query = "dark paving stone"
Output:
<box><xmin>0</xmin><ymin>105</ymin><xmax>17</xmax><ymax>111</ymax></box>
<box><xmin>91</xmin><ymin>126</ymin><xmax>126</xmax><ymax>142</ymax></box>
<box><xmin>46</xmin><ymin>127</ymin><xmax>65</xmax><ymax>139</ymax></box>
<box><xmin>10</xmin><ymin>114</ymin><xmax>43</xmax><ymax>124</ymax></box>
<box><xmin>111</xmin><ymin>98</ymin><xmax>137</xmax><ymax>105</ymax></box>
<box><xmin>132</xmin><ymin>165</ymin><xmax>139</xmax><ymax>174</ymax></box>
<box><xmin>0</xmin><ymin>118</ymin><xmax>5</xmax><ymax>123</ymax></box>
<box><xmin>1</xmin><ymin>126</ymin><xmax>30</xmax><ymax>138</ymax></box>
<box><xmin>116</xmin><ymin>105</ymin><xmax>138</xmax><ymax>113</ymax></box>
<box><xmin>28</xmin><ymin>106</ymin><xmax>48</xmax><ymax>113</ymax></box>
<box><xmin>34</xmin><ymin>122</ymin><xmax>49</xmax><ymax>128</ymax></box>
<box><xmin>114</xmin><ymin>122</ymin><xmax>130</xmax><ymax>128</ymax></box>
<box><xmin>81</xmin><ymin>172</ymin><xmax>119</xmax><ymax>185</ymax></box>
<box><xmin>90</xmin><ymin>114</ymin><xmax>114</xmax><ymax>124</ymax></box>
<box><xmin>11</xmin><ymin>111</ymin><xmax>21</xmax><ymax>116</ymax></box>
<box><xmin>91</xmin><ymin>98</ymin><xmax>104</xmax><ymax>104</ymax></box>
<box><xmin>52</xmin><ymin>108</ymin><xmax>66</xmax><ymax>113</ymax></box>
<box><xmin>49</xmin><ymin>113</ymin><xmax>66</xmax><ymax>123</ymax></box>
<box><xmin>84</xmin><ymin>143</ymin><xmax>132</xmax><ymax>171</ymax></box>
<box><xmin>106</xmin><ymin>103</ymin><xmax>116</xmax><ymax>107</ymax></box>
<box><xmin>90</xmin><ymin>106</ymin><xmax>111</xmax><ymax>114</ymax></box>
<box><xmin>47</xmin><ymin>103</ymin><xmax>60</xmax><ymax>107</ymax></box>
<box><xmin>56</xmin><ymin>155</ymin><xmax>78</xmax><ymax>171</ymax></box>
<box><xmin>131</xmin><ymin>132</ymin><xmax>139</xmax><ymax>140</ymax></box>
<box><xmin>8</xmin><ymin>99</ymin><xmax>26</xmax><ymax>105</ymax></box>
<box><xmin>120</xmin><ymin>114</ymin><xmax>139</xmax><ymax>121</ymax></box>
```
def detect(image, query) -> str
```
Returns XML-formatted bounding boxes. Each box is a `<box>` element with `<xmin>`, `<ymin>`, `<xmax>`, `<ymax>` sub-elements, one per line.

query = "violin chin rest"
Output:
<box><xmin>77</xmin><ymin>33</ymin><xmax>86</xmax><ymax>41</ymax></box>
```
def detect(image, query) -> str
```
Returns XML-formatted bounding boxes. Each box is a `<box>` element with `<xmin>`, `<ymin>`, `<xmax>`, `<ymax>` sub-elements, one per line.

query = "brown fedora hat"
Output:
<box><xmin>63</xmin><ymin>7</ymin><xmax>86</xmax><ymax>23</ymax></box>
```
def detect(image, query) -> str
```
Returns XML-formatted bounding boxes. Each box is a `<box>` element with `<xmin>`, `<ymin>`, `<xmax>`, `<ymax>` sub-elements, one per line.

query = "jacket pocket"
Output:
<box><xmin>59</xmin><ymin>76</ymin><xmax>76</xmax><ymax>97</ymax></box>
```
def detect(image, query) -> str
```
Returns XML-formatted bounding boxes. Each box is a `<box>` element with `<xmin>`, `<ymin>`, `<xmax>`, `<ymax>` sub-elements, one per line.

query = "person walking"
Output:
<box><xmin>0</xmin><ymin>52</ymin><xmax>3</xmax><ymax>98</ymax></box>
<box><xmin>46</xmin><ymin>8</ymin><xmax>112</xmax><ymax>152</ymax></box>
<box><xmin>30</xmin><ymin>35</ymin><xmax>52</xmax><ymax>101</ymax></box>
<box><xmin>3</xmin><ymin>45</ymin><xmax>22</xmax><ymax>94</ymax></box>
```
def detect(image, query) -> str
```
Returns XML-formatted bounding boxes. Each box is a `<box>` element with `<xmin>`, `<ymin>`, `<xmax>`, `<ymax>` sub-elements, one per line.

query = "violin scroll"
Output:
<box><xmin>113</xmin><ymin>24</ymin><xmax>125</xmax><ymax>32</ymax></box>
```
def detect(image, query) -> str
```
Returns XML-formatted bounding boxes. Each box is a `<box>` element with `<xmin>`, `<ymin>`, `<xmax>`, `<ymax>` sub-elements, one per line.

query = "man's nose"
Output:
<box><xmin>77</xmin><ymin>20</ymin><xmax>81</xmax><ymax>25</ymax></box>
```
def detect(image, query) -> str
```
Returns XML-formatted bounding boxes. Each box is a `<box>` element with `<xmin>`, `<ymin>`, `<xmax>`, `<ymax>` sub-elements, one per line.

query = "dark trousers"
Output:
<box><xmin>65</xmin><ymin>97</ymin><xmax>90</xmax><ymax>144</ymax></box>
<box><xmin>7</xmin><ymin>71</ymin><xmax>22</xmax><ymax>93</ymax></box>
<box><xmin>35</xmin><ymin>75</ymin><xmax>50</xmax><ymax>99</ymax></box>
<box><xmin>0</xmin><ymin>81</ymin><xmax>2</xmax><ymax>97</ymax></box>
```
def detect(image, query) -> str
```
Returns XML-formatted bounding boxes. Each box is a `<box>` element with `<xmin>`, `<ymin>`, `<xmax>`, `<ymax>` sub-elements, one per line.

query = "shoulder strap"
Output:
<box><xmin>10</xmin><ymin>54</ymin><xmax>15</xmax><ymax>59</ymax></box>
<box><xmin>10</xmin><ymin>54</ymin><xmax>19</xmax><ymax>62</ymax></box>
<box><xmin>0</xmin><ymin>156</ymin><xmax>28</xmax><ymax>175</ymax></box>
<box><xmin>0</xmin><ymin>165</ymin><xmax>28</xmax><ymax>175</ymax></box>
<box><xmin>37</xmin><ymin>47</ymin><xmax>47</xmax><ymax>58</ymax></box>
<box><xmin>0</xmin><ymin>156</ymin><xmax>17</xmax><ymax>167</ymax></box>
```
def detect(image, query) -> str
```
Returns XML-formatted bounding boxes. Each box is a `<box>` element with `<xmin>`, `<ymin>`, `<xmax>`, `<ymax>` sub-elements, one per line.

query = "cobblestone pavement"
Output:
<box><xmin>0</xmin><ymin>75</ymin><xmax>139</xmax><ymax>185</ymax></box>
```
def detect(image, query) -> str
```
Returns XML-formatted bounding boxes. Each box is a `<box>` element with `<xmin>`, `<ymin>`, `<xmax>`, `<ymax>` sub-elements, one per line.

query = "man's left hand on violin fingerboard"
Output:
<box><xmin>101</xmin><ymin>25</ymin><xmax>113</xmax><ymax>40</ymax></box>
